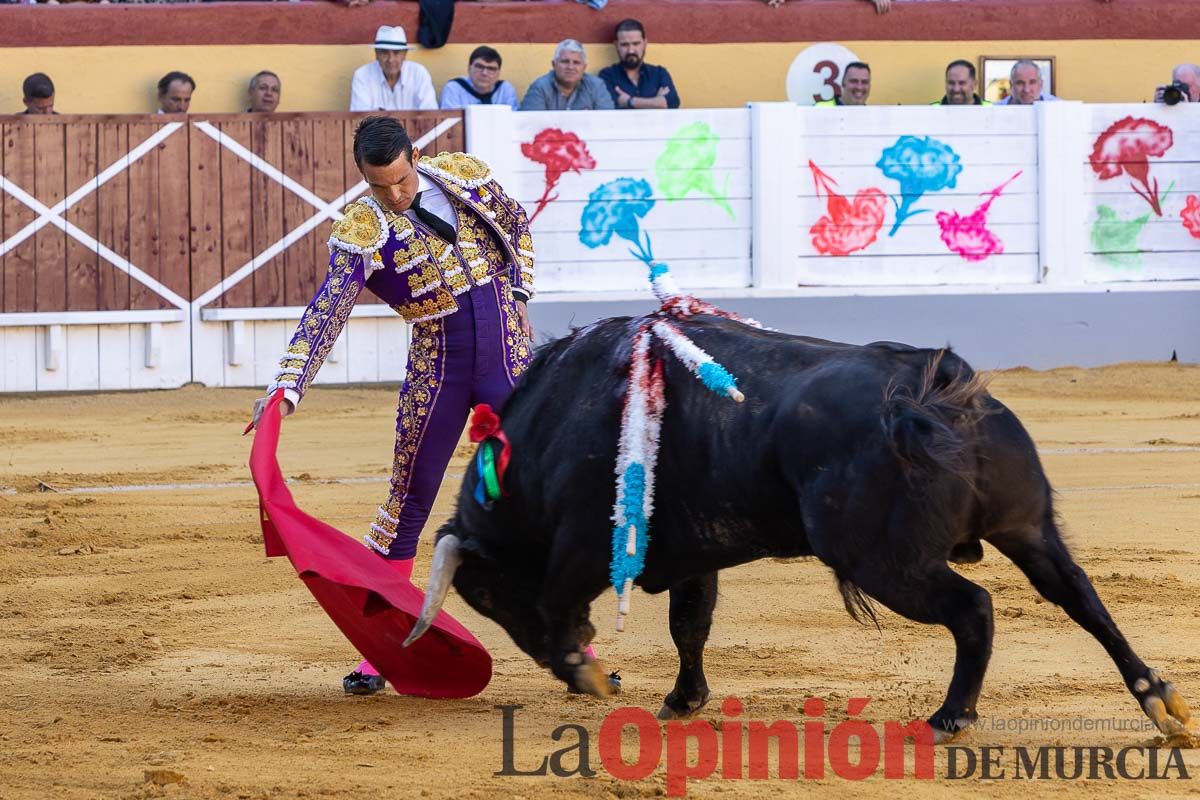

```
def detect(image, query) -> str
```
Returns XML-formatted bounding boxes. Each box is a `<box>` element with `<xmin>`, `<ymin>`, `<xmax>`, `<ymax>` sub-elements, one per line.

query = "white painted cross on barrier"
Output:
<box><xmin>189</xmin><ymin>117</ymin><xmax>462</xmax><ymax>311</ymax></box>
<box><xmin>0</xmin><ymin>117</ymin><xmax>461</xmax><ymax>316</ymax></box>
<box><xmin>0</xmin><ymin>122</ymin><xmax>190</xmax><ymax>310</ymax></box>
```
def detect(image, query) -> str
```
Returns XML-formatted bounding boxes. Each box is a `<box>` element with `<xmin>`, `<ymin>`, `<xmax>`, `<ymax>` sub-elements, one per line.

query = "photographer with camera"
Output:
<box><xmin>1155</xmin><ymin>63</ymin><xmax>1199</xmax><ymax>105</ymax></box>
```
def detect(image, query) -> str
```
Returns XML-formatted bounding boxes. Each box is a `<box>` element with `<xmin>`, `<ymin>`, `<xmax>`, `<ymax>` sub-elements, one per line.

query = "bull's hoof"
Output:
<box><xmin>949</xmin><ymin>541</ymin><xmax>984</xmax><ymax>564</ymax></box>
<box><xmin>928</xmin><ymin>710</ymin><xmax>977</xmax><ymax>744</ymax></box>
<box><xmin>1135</xmin><ymin>669</ymin><xmax>1193</xmax><ymax>737</ymax></box>
<box><xmin>657</xmin><ymin>690</ymin><xmax>711</xmax><ymax>720</ymax></box>
<box><xmin>571</xmin><ymin>661</ymin><xmax>615</xmax><ymax>698</ymax></box>
<box><xmin>569</xmin><ymin>670</ymin><xmax>622</xmax><ymax>696</ymax></box>
<box><xmin>932</xmin><ymin>726</ymin><xmax>968</xmax><ymax>745</ymax></box>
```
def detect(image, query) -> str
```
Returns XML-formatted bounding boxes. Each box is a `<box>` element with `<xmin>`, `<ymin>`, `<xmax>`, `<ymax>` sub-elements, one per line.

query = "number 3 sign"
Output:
<box><xmin>785</xmin><ymin>43</ymin><xmax>862</xmax><ymax>105</ymax></box>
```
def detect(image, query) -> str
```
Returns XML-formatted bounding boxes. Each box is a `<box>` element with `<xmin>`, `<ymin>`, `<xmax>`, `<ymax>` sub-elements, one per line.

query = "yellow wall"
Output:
<box><xmin>1</xmin><ymin>40</ymin><xmax>1196</xmax><ymax>114</ymax></box>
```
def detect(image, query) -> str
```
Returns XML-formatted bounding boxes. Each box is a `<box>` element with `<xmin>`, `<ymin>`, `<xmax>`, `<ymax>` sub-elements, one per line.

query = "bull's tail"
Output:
<box><xmin>882</xmin><ymin>349</ymin><xmax>992</xmax><ymax>491</ymax></box>
<box><xmin>838</xmin><ymin>578</ymin><xmax>881</xmax><ymax>631</ymax></box>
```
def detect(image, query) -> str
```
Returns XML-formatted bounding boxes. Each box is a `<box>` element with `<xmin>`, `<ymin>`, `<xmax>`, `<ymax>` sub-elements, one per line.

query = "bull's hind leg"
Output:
<box><xmin>989</xmin><ymin>520</ymin><xmax>1193</xmax><ymax>737</ymax></box>
<box><xmin>846</xmin><ymin>563</ymin><xmax>994</xmax><ymax>742</ymax></box>
<box><xmin>658</xmin><ymin>572</ymin><xmax>719</xmax><ymax>720</ymax></box>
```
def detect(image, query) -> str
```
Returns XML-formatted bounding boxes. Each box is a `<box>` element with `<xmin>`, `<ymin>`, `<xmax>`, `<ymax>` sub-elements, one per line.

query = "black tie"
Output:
<box><xmin>411</xmin><ymin>191</ymin><xmax>457</xmax><ymax>244</ymax></box>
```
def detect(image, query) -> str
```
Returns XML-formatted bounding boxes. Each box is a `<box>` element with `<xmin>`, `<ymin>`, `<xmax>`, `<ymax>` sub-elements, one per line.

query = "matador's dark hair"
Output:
<box><xmin>353</xmin><ymin>116</ymin><xmax>414</xmax><ymax>168</ymax></box>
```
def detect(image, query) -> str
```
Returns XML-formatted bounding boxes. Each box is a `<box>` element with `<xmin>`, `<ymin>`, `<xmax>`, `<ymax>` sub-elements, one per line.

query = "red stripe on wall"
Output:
<box><xmin>1</xmin><ymin>0</ymin><xmax>1198</xmax><ymax>48</ymax></box>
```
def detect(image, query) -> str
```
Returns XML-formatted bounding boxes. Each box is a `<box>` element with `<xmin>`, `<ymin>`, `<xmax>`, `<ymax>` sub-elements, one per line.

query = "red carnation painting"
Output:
<box><xmin>1089</xmin><ymin>117</ymin><xmax>1174</xmax><ymax>217</ymax></box>
<box><xmin>520</xmin><ymin>128</ymin><xmax>596</xmax><ymax>224</ymax></box>
<box><xmin>1182</xmin><ymin>195</ymin><xmax>1200</xmax><ymax>240</ymax></box>
<box><xmin>808</xmin><ymin>161</ymin><xmax>887</xmax><ymax>256</ymax></box>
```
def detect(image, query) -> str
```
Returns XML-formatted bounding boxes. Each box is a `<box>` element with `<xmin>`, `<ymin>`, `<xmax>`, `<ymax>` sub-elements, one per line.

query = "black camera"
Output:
<box><xmin>1160</xmin><ymin>81</ymin><xmax>1189</xmax><ymax>106</ymax></box>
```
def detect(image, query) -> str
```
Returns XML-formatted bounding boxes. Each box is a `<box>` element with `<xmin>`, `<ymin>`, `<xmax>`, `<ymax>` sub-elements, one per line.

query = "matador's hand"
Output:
<box><xmin>516</xmin><ymin>300</ymin><xmax>534</xmax><ymax>342</ymax></box>
<box><xmin>247</xmin><ymin>395</ymin><xmax>294</xmax><ymax>433</ymax></box>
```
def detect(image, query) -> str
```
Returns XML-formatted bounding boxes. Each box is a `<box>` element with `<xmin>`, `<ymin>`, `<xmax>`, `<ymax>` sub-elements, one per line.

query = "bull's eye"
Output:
<box><xmin>473</xmin><ymin>588</ymin><xmax>493</xmax><ymax>608</ymax></box>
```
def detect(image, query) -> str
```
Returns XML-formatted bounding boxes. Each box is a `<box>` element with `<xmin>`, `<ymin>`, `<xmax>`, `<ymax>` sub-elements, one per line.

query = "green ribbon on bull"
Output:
<box><xmin>479</xmin><ymin>440</ymin><xmax>502</xmax><ymax>502</ymax></box>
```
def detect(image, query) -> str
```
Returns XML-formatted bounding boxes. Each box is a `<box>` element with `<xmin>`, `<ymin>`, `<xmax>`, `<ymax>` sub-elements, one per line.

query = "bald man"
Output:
<box><xmin>1155</xmin><ymin>63</ymin><xmax>1199</xmax><ymax>104</ymax></box>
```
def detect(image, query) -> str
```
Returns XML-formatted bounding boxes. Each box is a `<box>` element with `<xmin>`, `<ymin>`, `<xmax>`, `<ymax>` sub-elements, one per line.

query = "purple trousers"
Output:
<box><xmin>364</xmin><ymin>279</ymin><xmax>531</xmax><ymax>559</ymax></box>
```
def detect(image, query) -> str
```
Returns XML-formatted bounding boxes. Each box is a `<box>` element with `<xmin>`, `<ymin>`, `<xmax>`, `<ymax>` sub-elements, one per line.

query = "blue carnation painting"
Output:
<box><xmin>578</xmin><ymin>177</ymin><xmax>658</xmax><ymax>265</ymax></box>
<box><xmin>876</xmin><ymin>136</ymin><xmax>963</xmax><ymax>236</ymax></box>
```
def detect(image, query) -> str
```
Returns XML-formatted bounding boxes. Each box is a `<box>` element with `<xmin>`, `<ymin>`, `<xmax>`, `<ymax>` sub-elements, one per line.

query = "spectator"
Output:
<box><xmin>520</xmin><ymin>40</ymin><xmax>615</xmax><ymax>111</ymax></box>
<box><xmin>998</xmin><ymin>60</ymin><xmax>1059</xmax><ymax>105</ymax></box>
<box><xmin>157</xmin><ymin>71</ymin><xmax>195</xmax><ymax>114</ymax></box>
<box><xmin>598</xmin><ymin>19</ymin><xmax>680</xmax><ymax>110</ymax></box>
<box><xmin>21</xmin><ymin>72</ymin><xmax>55</xmax><ymax>115</ymax></box>
<box><xmin>247</xmin><ymin>70</ymin><xmax>282</xmax><ymax>113</ymax></box>
<box><xmin>1175</xmin><ymin>64</ymin><xmax>1200</xmax><ymax>101</ymax></box>
<box><xmin>1154</xmin><ymin>63</ymin><xmax>1200</xmax><ymax>103</ymax></box>
<box><xmin>350</xmin><ymin>25</ymin><xmax>437</xmax><ymax>112</ymax></box>
<box><xmin>933</xmin><ymin>60</ymin><xmax>991</xmax><ymax>106</ymax></box>
<box><xmin>440</xmin><ymin>46</ymin><xmax>519</xmax><ymax>110</ymax></box>
<box><xmin>816</xmin><ymin>61</ymin><xmax>871</xmax><ymax>106</ymax></box>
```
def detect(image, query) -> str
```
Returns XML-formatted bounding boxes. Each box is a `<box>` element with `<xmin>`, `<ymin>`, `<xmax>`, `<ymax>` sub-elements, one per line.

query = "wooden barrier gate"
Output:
<box><xmin>0</xmin><ymin>111</ymin><xmax>464</xmax><ymax>391</ymax></box>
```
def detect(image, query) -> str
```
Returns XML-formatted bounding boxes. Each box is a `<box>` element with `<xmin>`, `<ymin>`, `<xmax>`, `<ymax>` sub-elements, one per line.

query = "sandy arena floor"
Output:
<box><xmin>1</xmin><ymin>362</ymin><xmax>1198</xmax><ymax>799</ymax></box>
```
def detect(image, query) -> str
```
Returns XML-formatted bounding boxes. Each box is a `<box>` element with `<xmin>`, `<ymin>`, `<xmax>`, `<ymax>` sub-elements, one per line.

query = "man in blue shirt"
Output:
<box><xmin>520</xmin><ymin>40</ymin><xmax>615</xmax><ymax>111</ymax></box>
<box><xmin>598</xmin><ymin>19</ymin><xmax>681</xmax><ymax>110</ymax></box>
<box><xmin>440</xmin><ymin>45</ymin><xmax>520</xmax><ymax>110</ymax></box>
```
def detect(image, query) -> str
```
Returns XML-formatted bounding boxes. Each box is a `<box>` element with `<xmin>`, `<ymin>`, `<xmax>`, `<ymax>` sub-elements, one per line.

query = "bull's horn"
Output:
<box><xmin>403</xmin><ymin>534</ymin><xmax>463</xmax><ymax>647</ymax></box>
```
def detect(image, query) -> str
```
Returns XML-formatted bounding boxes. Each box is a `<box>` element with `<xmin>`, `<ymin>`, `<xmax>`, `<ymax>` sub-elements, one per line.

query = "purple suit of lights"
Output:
<box><xmin>266</xmin><ymin>152</ymin><xmax>534</xmax><ymax>560</ymax></box>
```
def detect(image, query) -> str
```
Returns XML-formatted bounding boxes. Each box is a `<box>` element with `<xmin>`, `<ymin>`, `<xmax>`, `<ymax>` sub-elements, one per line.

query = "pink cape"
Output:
<box><xmin>248</xmin><ymin>390</ymin><xmax>492</xmax><ymax>698</ymax></box>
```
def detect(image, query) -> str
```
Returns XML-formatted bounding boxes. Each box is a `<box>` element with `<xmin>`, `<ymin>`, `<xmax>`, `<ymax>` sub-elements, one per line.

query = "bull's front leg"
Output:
<box><xmin>536</xmin><ymin>540</ymin><xmax>615</xmax><ymax>697</ymax></box>
<box><xmin>658</xmin><ymin>572</ymin><xmax>719</xmax><ymax>720</ymax></box>
<box><xmin>540</xmin><ymin>600</ymin><xmax>614</xmax><ymax>697</ymax></box>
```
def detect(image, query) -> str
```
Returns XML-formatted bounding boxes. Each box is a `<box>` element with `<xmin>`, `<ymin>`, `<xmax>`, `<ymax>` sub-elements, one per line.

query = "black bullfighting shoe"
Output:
<box><xmin>343</xmin><ymin>670</ymin><xmax>387</xmax><ymax>695</ymax></box>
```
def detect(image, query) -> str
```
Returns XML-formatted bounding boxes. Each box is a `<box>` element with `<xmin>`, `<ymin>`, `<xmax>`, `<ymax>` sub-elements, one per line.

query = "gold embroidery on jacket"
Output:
<box><xmin>392</xmin><ymin>288</ymin><xmax>457</xmax><ymax>324</ymax></box>
<box><xmin>418</xmin><ymin>152</ymin><xmax>492</xmax><ymax>186</ymax></box>
<box><xmin>494</xmin><ymin>275</ymin><xmax>531</xmax><ymax>380</ymax></box>
<box><xmin>330</xmin><ymin>202</ymin><xmax>383</xmax><ymax>250</ymax></box>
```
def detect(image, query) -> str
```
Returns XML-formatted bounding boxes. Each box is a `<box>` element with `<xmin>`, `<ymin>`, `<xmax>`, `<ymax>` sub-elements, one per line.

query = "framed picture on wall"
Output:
<box><xmin>979</xmin><ymin>56</ymin><xmax>1056</xmax><ymax>103</ymax></box>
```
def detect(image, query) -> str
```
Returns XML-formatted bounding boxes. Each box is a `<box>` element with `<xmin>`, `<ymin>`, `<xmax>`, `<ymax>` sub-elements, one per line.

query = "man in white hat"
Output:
<box><xmin>350</xmin><ymin>25</ymin><xmax>438</xmax><ymax>112</ymax></box>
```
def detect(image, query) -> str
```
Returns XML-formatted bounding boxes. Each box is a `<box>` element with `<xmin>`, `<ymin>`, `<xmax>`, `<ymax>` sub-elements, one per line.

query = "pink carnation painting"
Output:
<box><xmin>936</xmin><ymin>171</ymin><xmax>1023</xmax><ymax>262</ymax></box>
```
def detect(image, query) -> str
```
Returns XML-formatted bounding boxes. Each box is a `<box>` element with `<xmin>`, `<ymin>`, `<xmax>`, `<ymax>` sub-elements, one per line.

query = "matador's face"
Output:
<box><xmin>360</xmin><ymin>147</ymin><xmax>422</xmax><ymax>214</ymax></box>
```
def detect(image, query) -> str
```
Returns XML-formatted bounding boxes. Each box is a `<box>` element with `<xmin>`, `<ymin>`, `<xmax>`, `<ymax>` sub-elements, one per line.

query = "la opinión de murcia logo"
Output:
<box><xmin>495</xmin><ymin>698</ymin><xmax>1192</xmax><ymax>796</ymax></box>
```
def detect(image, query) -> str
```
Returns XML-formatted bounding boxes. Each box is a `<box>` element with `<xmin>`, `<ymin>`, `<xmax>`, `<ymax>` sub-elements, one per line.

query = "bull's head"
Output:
<box><xmin>404</xmin><ymin>524</ymin><xmax>552</xmax><ymax>666</ymax></box>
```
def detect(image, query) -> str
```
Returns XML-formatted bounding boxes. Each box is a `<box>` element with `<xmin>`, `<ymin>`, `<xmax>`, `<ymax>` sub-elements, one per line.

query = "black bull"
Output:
<box><xmin>405</xmin><ymin>314</ymin><xmax>1192</xmax><ymax>741</ymax></box>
